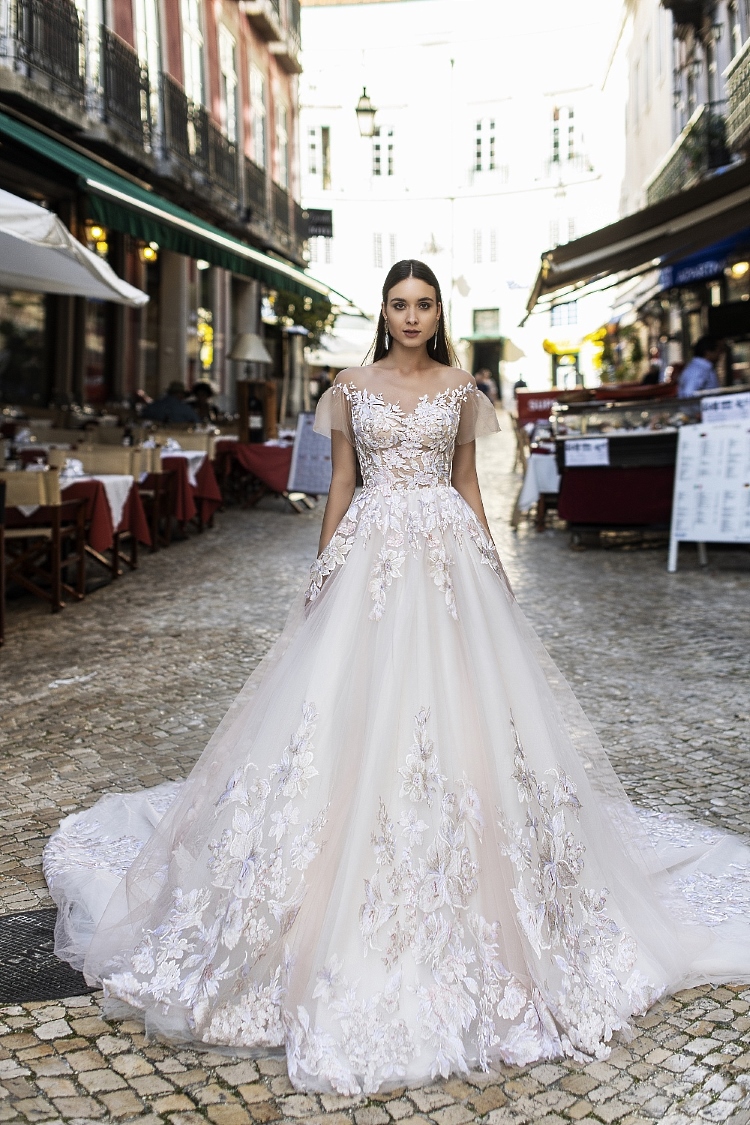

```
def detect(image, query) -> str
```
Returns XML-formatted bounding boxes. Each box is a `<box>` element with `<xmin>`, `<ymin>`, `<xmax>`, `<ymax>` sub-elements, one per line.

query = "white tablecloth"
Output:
<box><xmin>160</xmin><ymin>449</ymin><xmax>207</xmax><ymax>487</ymax></box>
<box><xmin>62</xmin><ymin>473</ymin><xmax>134</xmax><ymax>530</ymax></box>
<box><xmin>517</xmin><ymin>454</ymin><xmax>561</xmax><ymax>512</ymax></box>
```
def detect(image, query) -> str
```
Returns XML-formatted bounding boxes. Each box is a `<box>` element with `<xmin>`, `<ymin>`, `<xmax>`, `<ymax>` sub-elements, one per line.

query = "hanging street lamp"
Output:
<box><xmin>355</xmin><ymin>88</ymin><xmax>377</xmax><ymax>138</ymax></box>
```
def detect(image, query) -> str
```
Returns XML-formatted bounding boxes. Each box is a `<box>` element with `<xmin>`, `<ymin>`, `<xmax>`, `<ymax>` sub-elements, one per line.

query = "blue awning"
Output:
<box><xmin>659</xmin><ymin>228</ymin><xmax>750</xmax><ymax>289</ymax></box>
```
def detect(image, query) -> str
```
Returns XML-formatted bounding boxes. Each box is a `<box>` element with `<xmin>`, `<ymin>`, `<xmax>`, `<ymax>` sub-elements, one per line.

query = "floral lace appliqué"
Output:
<box><xmin>499</xmin><ymin>716</ymin><xmax>662</xmax><ymax>1062</ymax></box>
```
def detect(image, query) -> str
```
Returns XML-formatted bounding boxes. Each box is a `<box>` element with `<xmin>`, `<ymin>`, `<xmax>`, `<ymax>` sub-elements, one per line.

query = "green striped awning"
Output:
<box><xmin>0</xmin><ymin>110</ymin><xmax>339</xmax><ymax>302</ymax></box>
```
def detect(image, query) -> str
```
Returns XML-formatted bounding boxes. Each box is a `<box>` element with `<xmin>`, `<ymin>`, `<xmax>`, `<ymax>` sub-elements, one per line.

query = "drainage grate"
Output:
<box><xmin>0</xmin><ymin>908</ymin><xmax>97</xmax><ymax>1004</ymax></box>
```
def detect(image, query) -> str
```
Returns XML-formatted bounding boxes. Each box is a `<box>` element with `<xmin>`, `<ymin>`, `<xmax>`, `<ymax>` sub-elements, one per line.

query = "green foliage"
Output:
<box><xmin>270</xmin><ymin>289</ymin><xmax>335</xmax><ymax>347</ymax></box>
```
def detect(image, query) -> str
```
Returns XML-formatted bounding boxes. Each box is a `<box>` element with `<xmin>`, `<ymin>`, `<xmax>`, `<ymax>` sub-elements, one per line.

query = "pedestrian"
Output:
<box><xmin>513</xmin><ymin>373</ymin><xmax>528</xmax><ymax>396</ymax></box>
<box><xmin>677</xmin><ymin>336</ymin><xmax>723</xmax><ymax>397</ymax></box>
<box><xmin>46</xmin><ymin>260</ymin><xmax>750</xmax><ymax>1095</ymax></box>
<box><xmin>640</xmin><ymin>346</ymin><xmax>662</xmax><ymax>385</ymax></box>
<box><xmin>141</xmin><ymin>380</ymin><xmax>200</xmax><ymax>424</ymax></box>
<box><xmin>188</xmin><ymin>380</ymin><xmax>220</xmax><ymax>424</ymax></box>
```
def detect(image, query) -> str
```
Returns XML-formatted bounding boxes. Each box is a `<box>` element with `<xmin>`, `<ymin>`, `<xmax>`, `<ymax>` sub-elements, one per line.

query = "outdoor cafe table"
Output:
<box><xmin>5</xmin><ymin>475</ymin><xmax>151</xmax><ymax>553</ymax></box>
<box><xmin>158</xmin><ymin>453</ymin><xmax>223</xmax><ymax>527</ymax></box>
<box><xmin>214</xmin><ymin>439</ymin><xmax>293</xmax><ymax>497</ymax></box>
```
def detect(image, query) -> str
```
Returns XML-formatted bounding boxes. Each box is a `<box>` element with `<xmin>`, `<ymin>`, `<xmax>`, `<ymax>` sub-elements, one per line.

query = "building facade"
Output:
<box><xmin>299</xmin><ymin>0</ymin><xmax>626</xmax><ymax>392</ymax></box>
<box><xmin>616</xmin><ymin>0</ymin><xmax>750</xmax><ymax>381</ymax></box>
<box><xmin>0</xmin><ymin>0</ymin><xmax>313</xmax><ymax>411</ymax></box>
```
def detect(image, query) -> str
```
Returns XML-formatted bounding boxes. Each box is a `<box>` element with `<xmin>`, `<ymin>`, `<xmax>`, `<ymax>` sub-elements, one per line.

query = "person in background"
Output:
<box><xmin>474</xmin><ymin>368</ymin><xmax>493</xmax><ymax>398</ymax></box>
<box><xmin>142</xmin><ymin>381</ymin><xmax>200</xmax><ymax>424</ymax></box>
<box><xmin>189</xmin><ymin>381</ymin><xmax>220</xmax><ymax>424</ymax></box>
<box><xmin>640</xmin><ymin>346</ymin><xmax>662</xmax><ymax>385</ymax></box>
<box><xmin>513</xmin><ymin>374</ymin><xmax>528</xmax><ymax>396</ymax></box>
<box><xmin>677</xmin><ymin>337</ymin><xmax>723</xmax><ymax>397</ymax></box>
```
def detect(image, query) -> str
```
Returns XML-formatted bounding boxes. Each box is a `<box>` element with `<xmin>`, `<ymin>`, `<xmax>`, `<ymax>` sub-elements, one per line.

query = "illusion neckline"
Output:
<box><xmin>340</xmin><ymin>381</ymin><xmax>473</xmax><ymax>418</ymax></box>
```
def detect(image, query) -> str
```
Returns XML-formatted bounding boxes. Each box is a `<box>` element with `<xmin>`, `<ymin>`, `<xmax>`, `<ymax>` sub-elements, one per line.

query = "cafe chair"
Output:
<box><xmin>155</xmin><ymin>431</ymin><xmax>216</xmax><ymax>457</ymax></box>
<box><xmin>0</xmin><ymin>469</ymin><xmax>86</xmax><ymax>614</ymax></box>
<box><xmin>136</xmin><ymin>445</ymin><xmax>175</xmax><ymax>552</ymax></box>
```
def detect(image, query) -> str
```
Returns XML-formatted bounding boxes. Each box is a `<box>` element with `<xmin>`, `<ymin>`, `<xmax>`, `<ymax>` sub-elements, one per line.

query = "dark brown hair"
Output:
<box><xmin>365</xmin><ymin>260</ymin><xmax>458</xmax><ymax>366</ymax></box>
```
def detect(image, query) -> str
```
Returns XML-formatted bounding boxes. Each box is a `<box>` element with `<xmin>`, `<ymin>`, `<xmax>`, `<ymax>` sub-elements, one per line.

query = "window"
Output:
<box><xmin>309</xmin><ymin>236</ymin><xmax>332</xmax><ymax>265</ymax></box>
<box><xmin>275</xmin><ymin>102</ymin><xmax>289</xmax><ymax>188</ymax></box>
<box><xmin>474</xmin><ymin>118</ymin><xmax>496</xmax><ymax>172</ymax></box>
<box><xmin>372</xmin><ymin>127</ymin><xmax>394</xmax><ymax>177</ymax></box>
<box><xmin>218</xmin><ymin>26</ymin><xmax>238</xmax><ymax>142</ymax></box>
<box><xmin>135</xmin><ymin>0</ymin><xmax>161</xmax><ymax>85</ymax></box>
<box><xmin>373</xmin><ymin>233</ymin><xmax>382</xmax><ymax>269</ymax></box>
<box><xmin>567</xmin><ymin>217</ymin><xmax>576</xmax><ymax>241</ymax></box>
<box><xmin>250</xmin><ymin>66</ymin><xmax>267</xmax><ymax>168</ymax></box>
<box><xmin>549</xmin><ymin>218</ymin><xmax>559</xmax><ymax>246</ymax></box>
<box><xmin>473</xmin><ymin>308</ymin><xmax>499</xmax><ymax>334</ymax></box>
<box><xmin>551</xmin><ymin>105</ymin><xmax>576</xmax><ymax>162</ymax></box>
<box><xmin>473</xmin><ymin>229</ymin><xmax>482</xmax><ymax>264</ymax></box>
<box><xmin>550</xmin><ymin>301</ymin><xmax>577</xmax><ymax>327</ymax></box>
<box><xmin>307</xmin><ymin>126</ymin><xmax>331</xmax><ymax>189</ymax></box>
<box><xmin>730</xmin><ymin>2</ymin><xmax>744</xmax><ymax>57</ymax></box>
<box><xmin>181</xmin><ymin>0</ymin><xmax>203</xmax><ymax>105</ymax></box>
<box><xmin>389</xmin><ymin>234</ymin><xmax>397</xmax><ymax>265</ymax></box>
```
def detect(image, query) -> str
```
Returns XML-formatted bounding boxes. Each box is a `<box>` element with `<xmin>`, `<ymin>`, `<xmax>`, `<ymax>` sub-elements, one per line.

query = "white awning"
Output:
<box><xmin>0</xmin><ymin>188</ymin><xmax>148</xmax><ymax>306</ymax></box>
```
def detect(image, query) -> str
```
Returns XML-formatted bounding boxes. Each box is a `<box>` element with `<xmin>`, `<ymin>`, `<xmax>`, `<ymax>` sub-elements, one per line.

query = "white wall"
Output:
<box><xmin>619</xmin><ymin>0</ymin><xmax>675</xmax><ymax>215</ymax></box>
<box><xmin>300</xmin><ymin>0</ymin><xmax>627</xmax><ymax>389</ymax></box>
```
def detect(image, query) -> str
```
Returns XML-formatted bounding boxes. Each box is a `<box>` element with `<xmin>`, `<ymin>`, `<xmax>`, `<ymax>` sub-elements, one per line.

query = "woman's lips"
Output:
<box><xmin>403</xmin><ymin>330</ymin><xmax>420</xmax><ymax>337</ymax></box>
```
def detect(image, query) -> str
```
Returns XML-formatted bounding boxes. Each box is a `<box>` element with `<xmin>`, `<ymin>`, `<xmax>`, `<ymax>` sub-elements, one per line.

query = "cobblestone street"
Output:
<box><xmin>1</xmin><ymin>421</ymin><xmax>750</xmax><ymax>1125</ymax></box>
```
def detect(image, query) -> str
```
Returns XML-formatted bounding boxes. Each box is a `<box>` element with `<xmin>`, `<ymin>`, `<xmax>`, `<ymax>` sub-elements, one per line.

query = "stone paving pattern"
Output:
<box><xmin>1</xmin><ymin>422</ymin><xmax>749</xmax><ymax>1124</ymax></box>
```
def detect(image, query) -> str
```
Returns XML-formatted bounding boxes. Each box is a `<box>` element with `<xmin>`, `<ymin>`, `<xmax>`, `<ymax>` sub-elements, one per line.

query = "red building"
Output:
<box><xmin>0</xmin><ymin>0</ymin><xmax>324</xmax><ymax>411</ymax></box>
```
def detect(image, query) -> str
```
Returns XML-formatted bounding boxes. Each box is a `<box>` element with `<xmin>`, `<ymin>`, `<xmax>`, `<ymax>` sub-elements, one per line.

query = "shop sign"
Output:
<box><xmin>564</xmin><ymin>437</ymin><xmax>610</xmax><ymax>467</ymax></box>
<box><xmin>307</xmin><ymin>209</ymin><xmax>333</xmax><ymax>239</ymax></box>
<box><xmin>701</xmin><ymin>392</ymin><xmax>750</xmax><ymax>423</ymax></box>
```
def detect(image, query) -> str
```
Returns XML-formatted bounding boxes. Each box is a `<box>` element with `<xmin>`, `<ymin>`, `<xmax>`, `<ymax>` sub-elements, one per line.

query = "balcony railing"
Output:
<box><xmin>645</xmin><ymin>101</ymin><xmax>729</xmax><ymax>205</ymax></box>
<box><xmin>208</xmin><ymin>120</ymin><xmax>238</xmax><ymax>197</ymax></box>
<box><xmin>101</xmin><ymin>26</ymin><xmax>150</xmax><ymax>148</ymax></box>
<box><xmin>272</xmin><ymin>182</ymin><xmax>290</xmax><ymax>234</ymax></box>
<box><xmin>288</xmin><ymin>0</ymin><xmax>301</xmax><ymax>48</ymax></box>
<box><xmin>293</xmin><ymin>201</ymin><xmax>308</xmax><ymax>245</ymax></box>
<box><xmin>244</xmin><ymin>157</ymin><xmax>268</xmax><ymax>222</ymax></box>
<box><xmin>12</xmin><ymin>0</ymin><xmax>84</xmax><ymax>101</ymax></box>
<box><xmin>726</xmin><ymin>37</ymin><xmax>750</xmax><ymax>153</ymax></box>
<box><xmin>161</xmin><ymin>72</ymin><xmax>191</xmax><ymax>162</ymax></box>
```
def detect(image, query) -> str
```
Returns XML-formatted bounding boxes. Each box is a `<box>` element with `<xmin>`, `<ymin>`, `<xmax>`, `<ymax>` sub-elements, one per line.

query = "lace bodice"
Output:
<box><xmin>315</xmin><ymin>381</ymin><xmax>499</xmax><ymax>493</ymax></box>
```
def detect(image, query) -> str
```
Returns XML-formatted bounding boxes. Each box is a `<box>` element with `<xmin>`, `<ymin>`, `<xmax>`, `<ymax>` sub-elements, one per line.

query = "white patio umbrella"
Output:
<box><xmin>0</xmin><ymin>188</ymin><xmax>148</xmax><ymax>306</ymax></box>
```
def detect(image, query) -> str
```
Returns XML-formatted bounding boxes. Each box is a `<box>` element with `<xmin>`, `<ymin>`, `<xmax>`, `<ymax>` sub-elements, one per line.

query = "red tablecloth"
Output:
<box><xmin>558</xmin><ymin>466</ymin><xmax>675</xmax><ymax>526</ymax></box>
<box><xmin>160</xmin><ymin>455</ymin><xmax>223</xmax><ymax>523</ymax></box>
<box><xmin>62</xmin><ymin>479</ymin><xmax>152</xmax><ymax>552</ymax></box>
<box><xmin>215</xmin><ymin>441</ymin><xmax>293</xmax><ymax>494</ymax></box>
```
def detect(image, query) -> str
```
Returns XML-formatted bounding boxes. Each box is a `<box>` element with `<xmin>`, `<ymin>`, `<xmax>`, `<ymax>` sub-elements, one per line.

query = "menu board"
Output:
<box><xmin>287</xmin><ymin>412</ymin><xmax>333</xmax><ymax>495</ymax></box>
<box><xmin>668</xmin><ymin>421</ymin><xmax>750</xmax><ymax>571</ymax></box>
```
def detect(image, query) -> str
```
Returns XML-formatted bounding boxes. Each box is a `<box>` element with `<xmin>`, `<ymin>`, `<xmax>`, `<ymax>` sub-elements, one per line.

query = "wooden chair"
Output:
<box><xmin>155</xmin><ymin>431</ymin><xmax>216</xmax><ymax>457</ymax></box>
<box><xmin>1</xmin><ymin>470</ymin><xmax>86</xmax><ymax>613</ymax></box>
<box><xmin>135</xmin><ymin>446</ymin><xmax>173</xmax><ymax>552</ymax></box>
<box><xmin>74</xmin><ymin>446</ymin><xmax>143</xmax><ymax>476</ymax></box>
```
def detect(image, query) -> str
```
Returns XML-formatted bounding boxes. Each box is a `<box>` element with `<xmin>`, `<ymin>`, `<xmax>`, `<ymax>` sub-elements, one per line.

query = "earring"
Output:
<box><xmin>384</xmin><ymin>320</ymin><xmax>390</xmax><ymax>349</ymax></box>
<box><xmin>433</xmin><ymin>323</ymin><xmax>440</xmax><ymax>349</ymax></box>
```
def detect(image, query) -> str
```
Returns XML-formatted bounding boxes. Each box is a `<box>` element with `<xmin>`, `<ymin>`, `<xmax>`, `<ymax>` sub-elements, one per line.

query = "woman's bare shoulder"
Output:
<box><xmin>444</xmin><ymin>368</ymin><xmax>476</xmax><ymax>390</ymax></box>
<box><xmin>333</xmin><ymin>367</ymin><xmax>370</xmax><ymax>389</ymax></box>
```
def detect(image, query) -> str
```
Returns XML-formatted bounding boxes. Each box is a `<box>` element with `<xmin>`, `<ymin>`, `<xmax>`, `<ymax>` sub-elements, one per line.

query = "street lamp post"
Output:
<box><xmin>355</xmin><ymin>88</ymin><xmax>377</xmax><ymax>138</ymax></box>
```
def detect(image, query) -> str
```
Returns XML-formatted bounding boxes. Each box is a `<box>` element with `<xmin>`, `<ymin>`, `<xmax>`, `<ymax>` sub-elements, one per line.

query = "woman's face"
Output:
<box><xmin>383</xmin><ymin>277</ymin><xmax>441</xmax><ymax>349</ymax></box>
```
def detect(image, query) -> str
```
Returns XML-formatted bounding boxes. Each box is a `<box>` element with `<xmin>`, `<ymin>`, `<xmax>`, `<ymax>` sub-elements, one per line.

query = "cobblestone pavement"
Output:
<box><xmin>1</xmin><ymin>420</ymin><xmax>749</xmax><ymax>1125</ymax></box>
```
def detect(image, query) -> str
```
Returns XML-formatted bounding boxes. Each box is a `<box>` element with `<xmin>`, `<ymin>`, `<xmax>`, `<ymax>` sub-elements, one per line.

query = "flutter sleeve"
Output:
<box><xmin>313</xmin><ymin>383</ymin><xmax>354</xmax><ymax>445</ymax></box>
<box><xmin>456</xmin><ymin>384</ymin><xmax>501</xmax><ymax>445</ymax></box>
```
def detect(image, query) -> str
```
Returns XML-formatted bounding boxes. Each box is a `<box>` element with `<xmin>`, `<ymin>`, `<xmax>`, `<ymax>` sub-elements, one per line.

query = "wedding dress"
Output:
<box><xmin>44</xmin><ymin>378</ymin><xmax>750</xmax><ymax>1096</ymax></box>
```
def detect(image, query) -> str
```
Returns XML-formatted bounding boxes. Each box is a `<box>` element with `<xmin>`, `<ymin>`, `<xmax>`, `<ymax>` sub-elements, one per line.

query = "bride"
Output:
<box><xmin>44</xmin><ymin>259</ymin><xmax>750</xmax><ymax>1096</ymax></box>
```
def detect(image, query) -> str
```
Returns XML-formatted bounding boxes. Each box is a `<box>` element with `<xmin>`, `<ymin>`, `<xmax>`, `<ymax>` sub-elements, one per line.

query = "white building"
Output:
<box><xmin>299</xmin><ymin>0</ymin><xmax>627</xmax><ymax>391</ymax></box>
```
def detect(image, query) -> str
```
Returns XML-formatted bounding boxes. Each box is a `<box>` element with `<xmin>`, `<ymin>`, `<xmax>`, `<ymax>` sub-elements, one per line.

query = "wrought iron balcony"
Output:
<box><xmin>11</xmin><ymin>0</ymin><xmax>84</xmax><ymax>102</ymax></box>
<box><xmin>726</xmin><ymin>37</ymin><xmax>750</xmax><ymax>153</ymax></box>
<box><xmin>208</xmin><ymin>120</ymin><xmax>239</xmax><ymax>197</ymax></box>
<box><xmin>645</xmin><ymin>101</ymin><xmax>729</xmax><ymax>205</ymax></box>
<box><xmin>272</xmin><ymin>182</ymin><xmax>290</xmax><ymax>235</ymax></box>
<box><xmin>293</xmin><ymin>200</ymin><xmax>308</xmax><ymax>244</ymax></box>
<box><xmin>660</xmin><ymin>0</ymin><xmax>710</xmax><ymax>29</ymax></box>
<box><xmin>244</xmin><ymin>157</ymin><xmax>268</xmax><ymax>223</ymax></box>
<box><xmin>289</xmin><ymin>0</ymin><xmax>301</xmax><ymax>49</ymax></box>
<box><xmin>160</xmin><ymin>72</ymin><xmax>211</xmax><ymax>173</ymax></box>
<box><xmin>101</xmin><ymin>27</ymin><xmax>151</xmax><ymax>149</ymax></box>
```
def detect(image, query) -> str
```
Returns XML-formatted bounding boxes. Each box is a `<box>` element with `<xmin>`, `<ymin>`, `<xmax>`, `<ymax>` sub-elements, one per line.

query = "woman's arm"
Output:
<box><xmin>318</xmin><ymin>429</ymin><xmax>357</xmax><ymax>554</ymax></box>
<box><xmin>451</xmin><ymin>439</ymin><xmax>494</xmax><ymax>540</ymax></box>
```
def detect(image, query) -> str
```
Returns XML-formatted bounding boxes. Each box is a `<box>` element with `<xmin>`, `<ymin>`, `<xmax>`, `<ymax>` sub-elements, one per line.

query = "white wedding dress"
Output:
<box><xmin>44</xmin><ymin>378</ymin><xmax>750</xmax><ymax>1095</ymax></box>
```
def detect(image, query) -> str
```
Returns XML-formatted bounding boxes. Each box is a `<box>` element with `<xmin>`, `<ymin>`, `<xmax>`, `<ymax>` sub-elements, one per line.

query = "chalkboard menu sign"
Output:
<box><xmin>287</xmin><ymin>412</ymin><xmax>333</xmax><ymax>495</ymax></box>
<box><xmin>668</xmin><ymin>421</ymin><xmax>750</xmax><ymax>571</ymax></box>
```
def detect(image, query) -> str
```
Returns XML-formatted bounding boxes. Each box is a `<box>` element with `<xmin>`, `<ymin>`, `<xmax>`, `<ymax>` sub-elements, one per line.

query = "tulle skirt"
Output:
<box><xmin>43</xmin><ymin>484</ymin><xmax>750</xmax><ymax>1095</ymax></box>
